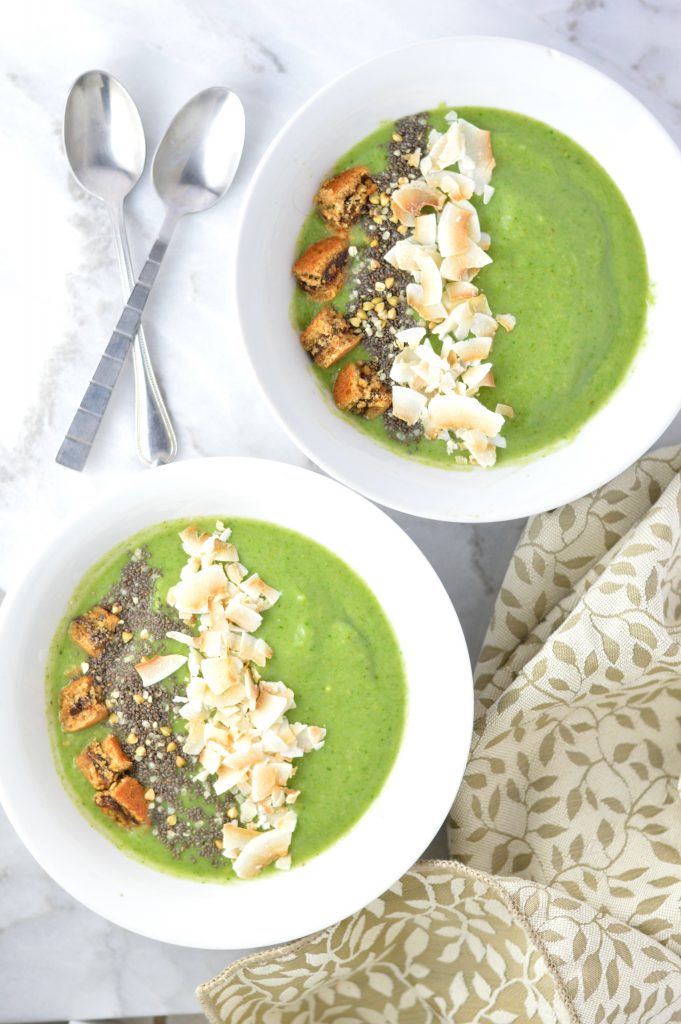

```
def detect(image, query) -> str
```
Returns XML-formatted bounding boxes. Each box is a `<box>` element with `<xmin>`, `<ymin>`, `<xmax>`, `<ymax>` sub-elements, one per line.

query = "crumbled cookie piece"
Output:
<box><xmin>76</xmin><ymin>734</ymin><xmax>132</xmax><ymax>790</ymax></box>
<box><xmin>94</xmin><ymin>775</ymin><xmax>150</xmax><ymax>828</ymax></box>
<box><xmin>333</xmin><ymin>361</ymin><xmax>392</xmax><ymax>419</ymax></box>
<box><xmin>59</xmin><ymin>675</ymin><xmax>108</xmax><ymax>732</ymax></box>
<box><xmin>69</xmin><ymin>605</ymin><xmax>120</xmax><ymax>659</ymax></box>
<box><xmin>300</xmin><ymin>306</ymin><xmax>361</xmax><ymax>368</ymax></box>
<box><xmin>292</xmin><ymin>236</ymin><xmax>348</xmax><ymax>301</ymax></box>
<box><xmin>315</xmin><ymin>166</ymin><xmax>377</xmax><ymax>231</ymax></box>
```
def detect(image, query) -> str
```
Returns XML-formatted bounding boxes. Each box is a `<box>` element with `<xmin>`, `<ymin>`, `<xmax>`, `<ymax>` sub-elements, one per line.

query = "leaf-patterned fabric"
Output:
<box><xmin>199</xmin><ymin>448</ymin><xmax>681</xmax><ymax>1023</ymax></box>
<box><xmin>449</xmin><ymin>445</ymin><xmax>681</xmax><ymax>1020</ymax></box>
<box><xmin>198</xmin><ymin>861</ymin><xmax>575</xmax><ymax>1023</ymax></box>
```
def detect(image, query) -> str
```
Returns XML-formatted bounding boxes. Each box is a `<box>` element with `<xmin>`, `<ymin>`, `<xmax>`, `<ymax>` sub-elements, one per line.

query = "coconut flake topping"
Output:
<box><xmin>384</xmin><ymin>111</ymin><xmax>515</xmax><ymax>467</ymax></box>
<box><xmin>166</xmin><ymin>522</ymin><xmax>326</xmax><ymax>878</ymax></box>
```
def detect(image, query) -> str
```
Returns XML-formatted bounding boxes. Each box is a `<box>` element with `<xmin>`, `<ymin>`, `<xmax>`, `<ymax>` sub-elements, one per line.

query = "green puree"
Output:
<box><xmin>292</xmin><ymin>107</ymin><xmax>649</xmax><ymax>465</ymax></box>
<box><xmin>46</xmin><ymin>518</ymin><xmax>406</xmax><ymax>882</ymax></box>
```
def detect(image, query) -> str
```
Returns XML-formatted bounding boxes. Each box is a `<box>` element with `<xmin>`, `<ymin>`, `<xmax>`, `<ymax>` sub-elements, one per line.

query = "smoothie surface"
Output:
<box><xmin>46</xmin><ymin>518</ymin><xmax>406</xmax><ymax>881</ymax></box>
<box><xmin>292</xmin><ymin>107</ymin><xmax>649</xmax><ymax>465</ymax></box>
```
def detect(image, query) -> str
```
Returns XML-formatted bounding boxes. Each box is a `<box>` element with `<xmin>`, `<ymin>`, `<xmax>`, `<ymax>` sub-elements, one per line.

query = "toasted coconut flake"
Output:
<box><xmin>179</xmin><ymin>526</ymin><xmax>209</xmax><ymax>557</ymax></box>
<box><xmin>437</xmin><ymin>202</ymin><xmax>472</xmax><ymax>258</ymax></box>
<box><xmin>240</xmin><ymin>575</ymin><xmax>280</xmax><ymax>609</ymax></box>
<box><xmin>391</xmin><ymin>385</ymin><xmax>428</xmax><ymax>425</ymax></box>
<box><xmin>237</xmin><ymin>632</ymin><xmax>271</xmax><ymax>666</ymax></box>
<box><xmin>440</xmin><ymin>242</ymin><xmax>492</xmax><ymax>281</ymax></box>
<box><xmin>183</xmin><ymin>719</ymin><xmax>206</xmax><ymax>756</ymax></box>
<box><xmin>226</xmin><ymin>563</ymin><xmax>246</xmax><ymax>585</ymax></box>
<box><xmin>251</xmin><ymin>762</ymin><xmax>278</xmax><ymax>803</ymax></box>
<box><xmin>457</xmin><ymin>428</ymin><xmax>498</xmax><ymax>467</ymax></box>
<box><xmin>427</xmin><ymin>120</ymin><xmax>464</xmax><ymax>170</ymax></box>
<box><xmin>425</xmin><ymin>394</ymin><xmax>504</xmax><ymax>438</ymax></box>
<box><xmin>424</xmin><ymin>169</ymin><xmax>475</xmax><ymax>200</ymax></box>
<box><xmin>390</xmin><ymin>348</ymin><xmax>419</xmax><ymax>385</ymax></box>
<box><xmin>232</xmin><ymin>828</ymin><xmax>293</xmax><ymax>879</ymax></box>
<box><xmin>166</xmin><ymin>630</ymin><xmax>197</xmax><ymax>648</ymax></box>
<box><xmin>496</xmin><ymin>313</ymin><xmax>516</xmax><ymax>332</ymax></box>
<box><xmin>444</xmin><ymin>281</ymin><xmax>479</xmax><ymax>307</ymax></box>
<box><xmin>495</xmin><ymin>403</ymin><xmax>515</xmax><ymax>419</ymax></box>
<box><xmin>458</xmin><ymin>119</ymin><xmax>495</xmax><ymax>195</ymax></box>
<box><xmin>251</xmin><ymin>691</ymin><xmax>290</xmax><ymax>733</ymax></box>
<box><xmin>391</xmin><ymin>180</ymin><xmax>445</xmax><ymax>226</ymax></box>
<box><xmin>414</xmin><ymin>213</ymin><xmax>437</xmax><ymax>246</ymax></box>
<box><xmin>295</xmin><ymin>725</ymin><xmax>327</xmax><ymax>752</ymax></box>
<box><xmin>205</xmin><ymin>537</ymin><xmax>239</xmax><ymax>563</ymax></box>
<box><xmin>406</xmin><ymin>283</ymin><xmax>446</xmax><ymax>323</ymax></box>
<box><xmin>395</xmin><ymin>326</ymin><xmax>426</xmax><ymax>349</ymax></box>
<box><xmin>135</xmin><ymin>654</ymin><xmax>187</xmax><ymax>687</ymax></box>
<box><xmin>452</xmin><ymin>337</ymin><xmax>493</xmax><ymax>363</ymax></box>
<box><xmin>414</xmin><ymin>250</ymin><xmax>443</xmax><ymax>306</ymax></box>
<box><xmin>222</xmin><ymin>823</ymin><xmax>259</xmax><ymax>858</ymax></box>
<box><xmin>462</xmin><ymin>362</ymin><xmax>494</xmax><ymax>392</ymax></box>
<box><xmin>384</xmin><ymin>239</ymin><xmax>427</xmax><ymax>274</ymax></box>
<box><xmin>196</xmin><ymin>629</ymin><xmax>225</xmax><ymax>658</ymax></box>
<box><xmin>470</xmin><ymin>312</ymin><xmax>498</xmax><ymax>337</ymax></box>
<box><xmin>225</xmin><ymin>596</ymin><xmax>262</xmax><ymax>633</ymax></box>
<box><xmin>201</xmin><ymin>655</ymin><xmax>243</xmax><ymax>695</ymax></box>
<box><xmin>168</xmin><ymin>565</ymin><xmax>229</xmax><ymax>615</ymax></box>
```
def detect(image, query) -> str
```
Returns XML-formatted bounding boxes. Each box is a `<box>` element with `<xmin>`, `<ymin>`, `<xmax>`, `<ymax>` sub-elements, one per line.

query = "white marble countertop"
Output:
<box><xmin>2</xmin><ymin>0</ymin><xmax>681</xmax><ymax>1019</ymax></box>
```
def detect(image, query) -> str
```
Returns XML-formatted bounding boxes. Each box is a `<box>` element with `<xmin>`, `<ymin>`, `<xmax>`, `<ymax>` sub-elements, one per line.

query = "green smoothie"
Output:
<box><xmin>46</xmin><ymin>518</ymin><xmax>406</xmax><ymax>881</ymax></box>
<box><xmin>292</xmin><ymin>107</ymin><xmax>649</xmax><ymax>465</ymax></box>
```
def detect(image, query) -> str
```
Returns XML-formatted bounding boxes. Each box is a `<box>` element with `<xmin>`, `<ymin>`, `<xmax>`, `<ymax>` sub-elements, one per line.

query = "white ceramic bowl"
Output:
<box><xmin>236</xmin><ymin>36</ymin><xmax>681</xmax><ymax>522</ymax></box>
<box><xmin>0</xmin><ymin>458</ymin><xmax>471</xmax><ymax>948</ymax></box>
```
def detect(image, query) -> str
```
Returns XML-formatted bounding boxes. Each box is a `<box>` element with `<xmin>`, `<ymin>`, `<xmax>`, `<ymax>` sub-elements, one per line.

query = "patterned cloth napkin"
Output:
<box><xmin>199</xmin><ymin>447</ymin><xmax>681</xmax><ymax>1024</ymax></box>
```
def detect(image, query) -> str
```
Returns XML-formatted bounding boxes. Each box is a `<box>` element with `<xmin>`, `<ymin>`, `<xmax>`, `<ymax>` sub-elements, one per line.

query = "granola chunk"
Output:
<box><xmin>59</xmin><ymin>675</ymin><xmax>108</xmax><ymax>732</ymax></box>
<box><xmin>315</xmin><ymin>166</ymin><xmax>377</xmax><ymax>231</ymax></box>
<box><xmin>69</xmin><ymin>605</ymin><xmax>120</xmax><ymax>659</ymax></box>
<box><xmin>300</xmin><ymin>306</ymin><xmax>361</xmax><ymax>368</ymax></box>
<box><xmin>333</xmin><ymin>361</ymin><xmax>392</xmax><ymax>419</ymax></box>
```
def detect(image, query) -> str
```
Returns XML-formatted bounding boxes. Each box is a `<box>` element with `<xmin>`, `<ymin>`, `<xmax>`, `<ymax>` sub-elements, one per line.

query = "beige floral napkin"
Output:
<box><xmin>199</xmin><ymin>446</ymin><xmax>681</xmax><ymax>1024</ymax></box>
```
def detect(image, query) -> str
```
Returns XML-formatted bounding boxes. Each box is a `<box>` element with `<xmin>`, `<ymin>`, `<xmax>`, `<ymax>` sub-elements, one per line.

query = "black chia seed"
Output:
<box><xmin>86</xmin><ymin>547</ymin><xmax>231</xmax><ymax>866</ymax></box>
<box><xmin>344</xmin><ymin>113</ymin><xmax>431</xmax><ymax>444</ymax></box>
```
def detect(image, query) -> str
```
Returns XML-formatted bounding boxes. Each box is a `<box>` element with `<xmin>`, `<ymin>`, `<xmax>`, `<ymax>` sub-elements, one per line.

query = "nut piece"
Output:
<box><xmin>76</xmin><ymin>734</ymin><xmax>132</xmax><ymax>790</ymax></box>
<box><xmin>94</xmin><ymin>776</ymin><xmax>150</xmax><ymax>828</ymax></box>
<box><xmin>315</xmin><ymin>166</ymin><xmax>377</xmax><ymax>231</ymax></box>
<box><xmin>300</xmin><ymin>306</ymin><xmax>361</xmax><ymax>368</ymax></box>
<box><xmin>292</xmin><ymin>236</ymin><xmax>348</xmax><ymax>301</ymax></box>
<box><xmin>69</xmin><ymin>606</ymin><xmax>120</xmax><ymax>659</ymax></box>
<box><xmin>333</xmin><ymin>362</ymin><xmax>392</xmax><ymax>420</ymax></box>
<box><xmin>59</xmin><ymin>675</ymin><xmax>108</xmax><ymax>733</ymax></box>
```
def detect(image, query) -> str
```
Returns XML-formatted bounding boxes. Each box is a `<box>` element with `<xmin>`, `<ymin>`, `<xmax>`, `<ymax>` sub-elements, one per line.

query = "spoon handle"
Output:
<box><xmin>111</xmin><ymin>210</ymin><xmax>177</xmax><ymax>466</ymax></box>
<box><xmin>56</xmin><ymin>221</ymin><xmax>176</xmax><ymax>472</ymax></box>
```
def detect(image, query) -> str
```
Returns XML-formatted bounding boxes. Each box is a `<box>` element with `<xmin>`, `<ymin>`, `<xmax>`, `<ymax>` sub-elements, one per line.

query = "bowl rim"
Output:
<box><xmin>234</xmin><ymin>35</ymin><xmax>681</xmax><ymax>522</ymax></box>
<box><xmin>0</xmin><ymin>457</ymin><xmax>472</xmax><ymax>947</ymax></box>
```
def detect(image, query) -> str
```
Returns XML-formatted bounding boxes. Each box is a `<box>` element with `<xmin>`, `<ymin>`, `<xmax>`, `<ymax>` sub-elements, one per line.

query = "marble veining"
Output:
<box><xmin>1</xmin><ymin>0</ymin><xmax>680</xmax><ymax>1019</ymax></box>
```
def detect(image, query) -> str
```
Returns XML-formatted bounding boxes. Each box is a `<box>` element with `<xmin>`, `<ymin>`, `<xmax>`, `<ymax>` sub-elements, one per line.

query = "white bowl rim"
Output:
<box><xmin>0</xmin><ymin>457</ymin><xmax>472</xmax><ymax>948</ymax></box>
<box><xmin>235</xmin><ymin>35</ymin><xmax>681</xmax><ymax>522</ymax></box>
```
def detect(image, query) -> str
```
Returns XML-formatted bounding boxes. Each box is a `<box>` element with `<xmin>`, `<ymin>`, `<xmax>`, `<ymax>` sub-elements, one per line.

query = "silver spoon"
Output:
<box><xmin>61</xmin><ymin>70</ymin><xmax>177</xmax><ymax>468</ymax></box>
<box><xmin>57</xmin><ymin>85</ymin><xmax>245</xmax><ymax>472</ymax></box>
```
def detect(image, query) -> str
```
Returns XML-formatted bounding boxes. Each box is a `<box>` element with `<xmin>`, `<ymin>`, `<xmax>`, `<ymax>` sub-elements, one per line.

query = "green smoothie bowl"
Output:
<box><xmin>236</xmin><ymin>37</ymin><xmax>681</xmax><ymax>522</ymax></box>
<box><xmin>0</xmin><ymin>459</ymin><xmax>470</xmax><ymax>948</ymax></box>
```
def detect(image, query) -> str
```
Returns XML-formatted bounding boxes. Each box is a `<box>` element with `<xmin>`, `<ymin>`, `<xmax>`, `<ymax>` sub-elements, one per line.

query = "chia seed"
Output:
<box><xmin>346</xmin><ymin>113</ymin><xmax>430</xmax><ymax>394</ymax></box>
<box><xmin>84</xmin><ymin>548</ymin><xmax>233</xmax><ymax>866</ymax></box>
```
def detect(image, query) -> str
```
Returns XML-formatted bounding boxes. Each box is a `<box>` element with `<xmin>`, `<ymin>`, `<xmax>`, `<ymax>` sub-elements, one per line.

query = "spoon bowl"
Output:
<box><xmin>63</xmin><ymin>70</ymin><xmax>146</xmax><ymax>203</ymax></box>
<box><xmin>152</xmin><ymin>87</ymin><xmax>246</xmax><ymax>216</ymax></box>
